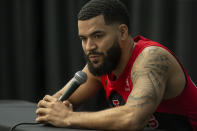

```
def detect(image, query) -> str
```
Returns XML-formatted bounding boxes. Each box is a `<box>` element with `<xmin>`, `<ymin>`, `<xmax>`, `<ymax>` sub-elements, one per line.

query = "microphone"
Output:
<box><xmin>59</xmin><ymin>71</ymin><xmax>87</xmax><ymax>101</ymax></box>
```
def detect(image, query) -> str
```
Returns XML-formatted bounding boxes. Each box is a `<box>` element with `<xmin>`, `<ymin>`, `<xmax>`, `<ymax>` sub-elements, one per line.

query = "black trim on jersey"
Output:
<box><xmin>152</xmin><ymin>112</ymin><xmax>193</xmax><ymax>131</ymax></box>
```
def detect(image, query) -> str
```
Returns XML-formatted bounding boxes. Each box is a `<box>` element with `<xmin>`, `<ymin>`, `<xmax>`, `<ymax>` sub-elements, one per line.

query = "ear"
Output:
<box><xmin>118</xmin><ymin>24</ymin><xmax>129</xmax><ymax>41</ymax></box>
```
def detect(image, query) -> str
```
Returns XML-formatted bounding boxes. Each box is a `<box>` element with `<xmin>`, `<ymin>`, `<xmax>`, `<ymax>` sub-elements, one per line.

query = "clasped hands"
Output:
<box><xmin>36</xmin><ymin>95</ymin><xmax>73</xmax><ymax>127</ymax></box>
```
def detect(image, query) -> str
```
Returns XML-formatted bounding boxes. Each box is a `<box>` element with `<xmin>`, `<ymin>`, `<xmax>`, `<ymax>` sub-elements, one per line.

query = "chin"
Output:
<box><xmin>92</xmin><ymin>62</ymin><xmax>102</xmax><ymax>68</ymax></box>
<box><xmin>90</xmin><ymin>59</ymin><xmax>102</xmax><ymax>65</ymax></box>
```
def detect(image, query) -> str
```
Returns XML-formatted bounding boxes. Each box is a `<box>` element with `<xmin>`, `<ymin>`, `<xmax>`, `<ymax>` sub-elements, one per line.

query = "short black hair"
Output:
<box><xmin>78</xmin><ymin>0</ymin><xmax>130</xmax><ymax>33</ymax></box>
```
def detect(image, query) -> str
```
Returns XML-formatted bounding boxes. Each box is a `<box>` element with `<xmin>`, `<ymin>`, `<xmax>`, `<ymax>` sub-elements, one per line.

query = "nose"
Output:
<box><xmin>86</xmin><ymin>39</ymin><xmax>97</xmax><ymax>51</ymax></box>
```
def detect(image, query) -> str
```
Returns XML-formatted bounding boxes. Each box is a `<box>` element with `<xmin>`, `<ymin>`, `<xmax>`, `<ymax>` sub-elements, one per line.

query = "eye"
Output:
<box><xmin>94</xmin><ymin>34</ymin><xmax>103</xmax><ymax>39</ymax></box>
<box><xmin>80</xmin><ymin>37</ymin><xmax>87</xmax><ymax>42</ymax></box>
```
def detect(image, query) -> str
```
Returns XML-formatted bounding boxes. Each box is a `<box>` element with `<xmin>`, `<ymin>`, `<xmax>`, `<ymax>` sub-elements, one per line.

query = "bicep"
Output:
<box><xmin>126</xmin><ymin>46</ymin><xmax>170</xmax><ymax>122</ymax></box>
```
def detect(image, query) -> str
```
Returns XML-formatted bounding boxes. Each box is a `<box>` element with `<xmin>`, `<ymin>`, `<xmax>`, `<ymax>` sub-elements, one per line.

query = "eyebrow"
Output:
<box><xmin>79</xmin><ymin>30</ymin><xmax>105</xmax><ymax>38</ymax></box>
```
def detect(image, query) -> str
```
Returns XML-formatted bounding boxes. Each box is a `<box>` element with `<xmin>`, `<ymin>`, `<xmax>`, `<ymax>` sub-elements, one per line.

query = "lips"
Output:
<box><xmin>88</xmin><ymin>55</ymin><xmax>100</xmax><ymax>61</ymax></box>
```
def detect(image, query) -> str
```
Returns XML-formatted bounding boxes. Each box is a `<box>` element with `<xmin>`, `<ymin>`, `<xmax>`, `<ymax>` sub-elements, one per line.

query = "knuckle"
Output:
<box><xmin>35</xmin><ymin>109</ymin><xmax>39</xmax><ymax>114</ymax></box>
<box><xmin>45</xmin><ymin>115</ymin><xmax>50</xmax><ymax>121</ymax></box>
<box><xmin>50</xmin><ymin>101</ymin><xmax>56</xmax><ymax>107</ymax></box>
<box><xmin>37</xmin><ymin>100</ymin><xmax>42</xmax><ymax>107</ymax></box>
<box><xmin>43</xmin><ymin>95</ymin><xmax>48</xmax><ymax>100</ymax></box>
<box><xmin>54</xmin><ymin>99</ymin><xmax>58</xmax><ymax>102</ymax></box>
<box><xmin>36</xmin><ymin>118</ymin><xmax>39</xmax><ymax>122</ymax></box>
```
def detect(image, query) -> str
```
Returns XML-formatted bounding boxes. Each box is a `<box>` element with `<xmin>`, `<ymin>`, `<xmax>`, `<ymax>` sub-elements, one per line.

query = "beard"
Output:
<box><xmin>85</xmin><ymin>40</ymin><xmax>121</xmax><ymax>76</ymax></box>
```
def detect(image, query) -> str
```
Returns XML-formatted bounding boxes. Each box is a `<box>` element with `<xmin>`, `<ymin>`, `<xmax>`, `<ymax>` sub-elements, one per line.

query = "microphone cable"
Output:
<box><xmin>9</xmin><ymin>122</ymin><xmax>43</xmax><ymax>131</ymax></box>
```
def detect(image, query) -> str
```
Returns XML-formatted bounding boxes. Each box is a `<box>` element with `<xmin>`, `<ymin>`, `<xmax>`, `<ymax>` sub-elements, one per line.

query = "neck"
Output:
<box><xmin>113</xmin><ymin>37</ymin><xmax>135</xmax><ymax>78</ymax></box>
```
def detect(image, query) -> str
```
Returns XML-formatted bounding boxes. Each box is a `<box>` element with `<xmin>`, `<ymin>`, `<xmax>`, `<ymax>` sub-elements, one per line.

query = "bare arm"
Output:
<box><xmin>36</xmin><ymin>47</ymin><xmax>171</xmax><ymax>130</ymax></box>
<box><xmin>61</xmin><ymin>47</ymin><xmax>170</xmax><ymax>130</ymax></box>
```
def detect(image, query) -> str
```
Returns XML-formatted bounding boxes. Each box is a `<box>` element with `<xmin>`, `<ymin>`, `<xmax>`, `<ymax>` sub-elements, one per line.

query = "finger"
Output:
<box><xmin>36</xmin><ymin>108</ymin><xmax>49</xmax><ymax>116</ymax></box>
<box><xmin>63</xmin><ymin>101</ymin><xmax>73</xmax><ymax>109</ymax></box>
<box><xmin>37</xmin><ymin>100</ymin><xmax>41</xmax><ymax>108</ymax></box>
<box><xmin>43</xmin><ymin>95</ymin><xmax>58</xmax><ymax>102</ymax></box>
<box><xmin>36</xmin><ymin>115</ymin><xmax>49</xmax><ymax>123</ymax></box>
<box><xmin>37</xmin><ymin>100</ymin><xmax>50</xmax><ymax>108</ymax></box>
<box><xmin>63</xmin><ymin>100</ymin><xmax>70</xmax><ymax>106</ymax></box>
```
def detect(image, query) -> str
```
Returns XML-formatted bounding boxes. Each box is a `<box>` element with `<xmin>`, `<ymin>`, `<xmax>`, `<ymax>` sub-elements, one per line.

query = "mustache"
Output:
<box><xmin>87</xmin><ymin>51</ymin><xmax>104</xmax><ymax>57</ymax></box>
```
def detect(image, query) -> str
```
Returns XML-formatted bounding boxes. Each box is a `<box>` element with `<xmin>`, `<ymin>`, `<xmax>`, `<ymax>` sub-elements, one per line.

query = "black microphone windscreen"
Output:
<box><xmin>74</xmin><ymin>71</ymin><xmax>87</xmax><ymax>84</ymax></box>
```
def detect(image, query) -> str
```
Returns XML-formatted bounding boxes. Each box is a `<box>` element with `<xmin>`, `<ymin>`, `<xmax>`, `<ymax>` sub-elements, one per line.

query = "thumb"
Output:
<box><xmin>63</xmin><ymin>100</ymin><xmax>73</xmax><ymax>109</ymax></box>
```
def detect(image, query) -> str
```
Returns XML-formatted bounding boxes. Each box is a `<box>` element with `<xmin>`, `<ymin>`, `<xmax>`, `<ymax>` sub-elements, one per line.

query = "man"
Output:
<box><xmin>36</xmin><ymin>0</ymin><xmax>197</xmax><ymax>130</ymax></box>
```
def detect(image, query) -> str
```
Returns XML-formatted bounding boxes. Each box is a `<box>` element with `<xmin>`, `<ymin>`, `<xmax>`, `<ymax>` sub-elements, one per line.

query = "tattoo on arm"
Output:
<box><xmin>128</xmin><ymin>47</ymin><xmax>170</xmax><ymax>108</ymax></box>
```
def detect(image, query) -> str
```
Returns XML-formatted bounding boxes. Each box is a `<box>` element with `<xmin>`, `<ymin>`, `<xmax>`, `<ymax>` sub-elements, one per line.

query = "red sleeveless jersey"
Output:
<box><xmin>100</xmin><ymin>36</ymin><xmax>197</xmax><ymax>130</ymax></box>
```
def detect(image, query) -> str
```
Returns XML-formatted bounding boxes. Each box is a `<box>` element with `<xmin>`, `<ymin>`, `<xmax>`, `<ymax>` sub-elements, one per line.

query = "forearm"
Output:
<box><xmin>52</xmin><ymin>90</ymin><xmax>62</xmax><ymax>99</ymax></box>
<box><xmin>52</xmin><ymin>79</ymin><xmax>74</xmax><ymax>99</ymax></box>
<box><xmin>66</xmin><ymin>106</ymin><xmax>146</xmax><ymax>131</ymax></box>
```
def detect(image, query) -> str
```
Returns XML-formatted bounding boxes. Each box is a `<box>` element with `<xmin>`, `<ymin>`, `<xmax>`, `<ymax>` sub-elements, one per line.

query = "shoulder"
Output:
<box><xmin>131</xmin><ymin>46</ymin><xmax>172</xmax><ymax>85</ymax></box>
<box><xmin>132</xmin><ymin>46</ymin><xmax>172</xmax><ymax>70</ymax></box>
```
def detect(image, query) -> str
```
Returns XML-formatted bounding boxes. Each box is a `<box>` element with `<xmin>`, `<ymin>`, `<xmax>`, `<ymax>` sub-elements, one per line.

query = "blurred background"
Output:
<box><xmin>1</xmin><ymin>0</ymin><xmax>197</xmax><ymax>103</ymax></box>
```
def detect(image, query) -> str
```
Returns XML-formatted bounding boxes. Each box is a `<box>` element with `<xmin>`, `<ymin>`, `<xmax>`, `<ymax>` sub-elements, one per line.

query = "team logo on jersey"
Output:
<box><xmin>112</xmin><ymin>100</ymin><xmax>120</xmax><ymax>107</ymax></box>
<box><xmin>108</xmin><ymin>91</ymin><xmax>125</xmax><ymax>107</ymax></box>
<box><xmin>147</xmin><ymin>115</ymin><xmax>159</xmax><ymax>129</ymax></box>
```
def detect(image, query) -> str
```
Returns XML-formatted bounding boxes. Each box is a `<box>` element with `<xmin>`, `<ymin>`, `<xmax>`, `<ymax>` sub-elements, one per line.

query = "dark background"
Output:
<box><xmin>1</xmin><ymin>0</ymin><xmax>197</xmax><ymax>103</ymax></box>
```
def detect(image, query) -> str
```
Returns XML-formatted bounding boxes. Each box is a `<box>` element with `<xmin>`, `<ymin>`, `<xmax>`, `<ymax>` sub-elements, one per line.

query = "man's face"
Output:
<box><xmin>78</xmin><ymin>15</ymin><xmax>121</xmax><ymax>76</ymax></box>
